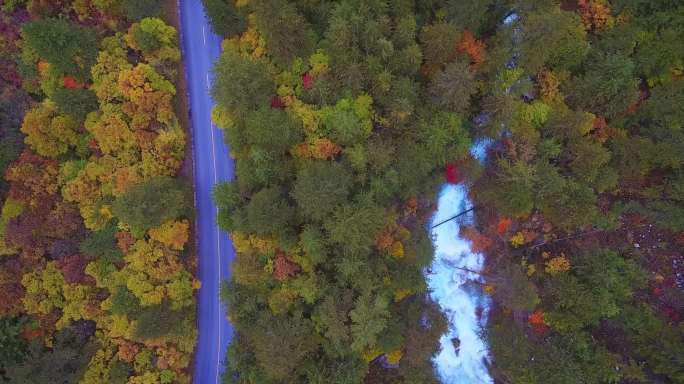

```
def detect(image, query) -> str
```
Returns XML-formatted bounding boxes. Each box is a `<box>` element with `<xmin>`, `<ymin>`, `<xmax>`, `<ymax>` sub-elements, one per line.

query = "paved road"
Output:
<box><xmin>178</xmin><ymin>1</ymin><xmax>234</xmax><ymax>383</ymax></box>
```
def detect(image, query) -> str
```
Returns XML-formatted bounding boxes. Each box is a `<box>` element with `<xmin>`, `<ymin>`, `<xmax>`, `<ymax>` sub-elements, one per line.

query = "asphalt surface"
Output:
<box><xmin>178</xmin><ymin>1</ymin><xmax>234</xmax><ymax>383</ymax></box>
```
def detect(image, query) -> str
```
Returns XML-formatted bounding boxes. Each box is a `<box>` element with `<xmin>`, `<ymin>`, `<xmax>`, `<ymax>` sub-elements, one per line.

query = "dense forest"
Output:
<box><xmin>470</xmin><ymin>1</ymin><xmax>684</xmax><ymax>383</ymax></box>
<box><xmin>1</xmin><ymin>0</ymin><xmax>683</xmax><ymax>383</ymax></box>
<box><xmin>207</xmin><ymin>0</ymin><xmax>469</xmax><ymax>382</ymax></box>
<box><xmin>206</xmin><ymin>0</ymin><xmax>683</xmax><ymax>383</ymax></box>
<box><xmin>0</xmin><ymin>0</ymin><xmax>198</xmax><ymax>383</ymax></box>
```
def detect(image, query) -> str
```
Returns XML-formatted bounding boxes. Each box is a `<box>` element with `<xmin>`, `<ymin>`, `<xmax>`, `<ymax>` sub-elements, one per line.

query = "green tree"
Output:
<box><xmin>419</xmin><ymin>22</ymin><xmax>459</xmax><ymax>77</ymax></box>
<box><xmin>243</xmin><ymin>107</ymin><xmax>303</xmax><ymax>153</ymax></box>
<box><xmin>520</xmin><ymin>8</ymin><xmax>588</xmax><ymax>73</ymax></box>
<box><xmin>0</xmin><ymin>316</ymin><xmax>28</xmax><ymax>372</ymax></box>
<box><xmin>134</xmin><ymin>304</ymin><xmax>192</xmax><ymax>340</ymax></box>
<box><xmin>214</xmin><ymin>181</ymin><xmax>243</xmax><ymax>231</ymax></box>
<box><xmin>292</xmin><ymin>161</ymin><xmax>353</xmax><ymax>222</ymax></box>
<box><xmin>21</xmin><ymin>18</ymin><xmax>98</xmax><ymax>79</ymax></box>
<box><xmin>543</xmin><ymin>248</ymin><xmax>645</xmax><ymax>332</ymax></box>
<box><xmin>52</xmin><ymin>88</ymin><xmax>98</xmax><ymax>121</ymax></box>
<box><xmin>427</xmin><ymin>59</ymin><xmax>477</xmax><ymax>114</ymax></box>
<box><xmin>3</xmin><ymin>325</ymin><xmax>97</xmax><ymax>384</ymax></box>
<box><xmin>302</xmin><ymin>354</ymin><xmax>367</xmax><ymax>384</ymax></box>
<box><xmin>323</xmin><ymin>0</ymin><xmax>415</xmax><ymax>94</ymax></box>
<box><xmin>324</xmin><ymin>200</ymin><xmax>386</xmax><ymax>256</ymax></box>
<box><xmin>212</xmin><ymin>50</ymin><xmax>275</xmax><ymax>115</ymax></box>
<box><xmin>202</xmin><ymin>0</ymin><xmax>246</xmax><ymax>38</ymax></box>
<box><xmin>126</xmin><ymin>17</ymin><xmax>180</xmax><ymax>65</ymax></box>
<box><xmin>129</xmin><ymin>18</ymin><xmax>173</xmax><ymax>53</ymax></box>
<box><xmin>565</xmin><ymin>52</ymin><xmax>639</xmax><ymax>118</ymax></box>
<box><xmin>245</xmin><ymin>187</ymin><xmax>295</xmax><ymax>238</ymax></box>
<box><xmin>109</xmin><ymin>359</ymin><xmax>133</xmax><ymax>384</ymax></box>
<box><xmin>349</xmin><ymin>292</ymin><xmax>389</xmax><ymax>353</ymax></box>
<box><xmin>252</xmin><ymin>0</ymin><xmax>315</xmax><ymax>66</ymax></box>
<box><xmin>112</xmin><ymin>177</ymin><xmax>191</xmax><ymax>237</ymax></box>
<box><xmin>0</xmin><ymin>89</ymin><xmax>29</xmax><ymax>193</ymax></box>
<box><xmin>491</xmin><ymin>263</ymin><xmax>539</xmax><ymax>311</ymax></box>
<box><xmin>627</xmin><ymin>79</ymin><xmax>684</xmax><ymax>174</ymax></box>
<box><xmin>312</xmin><ymin>292</ymin><xmax>353</xmax><ymax>357</ymax></box>
<box><xmin>234</xmin><ymin>149</ymin><xmax>295</xmax><ymax>193</ymax></box>
<box><xmin>399</xmin><ymin>298</ymin><xmax>447</xmax><ymax>379</ymax></box>
<box><xmin>633</xmin><ymin>27</ymin><xmax>684</xmax><ymax>85</ymax></box>
<box><xmin>486</xmin><ymin>318</ymin><xmax>619</xmax><ymax>384</ymax></box>
<box><xmin>479</xmin><ymin>159</ymin><xmax>535</xmax><ymax>218</ymax></box>
<box><xmin>79</xmin><ymin>224</ymin><xmax>123</xmax><ymax>262</ymax></box>
<box><xmin>299</xmin><ymin>225</ymin><xmax>328</xmax><ymax>267</ymax></box>
<box><xmin>320</xmin><ymin>96</ymin><xmax>373</xmax><ymax>146</ymax></box>
<box><xmin>249</xmin><ymin>312</ymin><xmax>317</xmax><ymax>381</ymax></box>
<box><xmin>619</xmin><ymin>304</ymin><xmax>684</xmax><ymax>382</ymax></box>
<box><xmin>567</xmin><ymin>138</ymin><xmax>617</xmax><ymax>192</ymax></box>
<box><xmin>535</xmin><ymin>162</ymin><xmax>601</xmax><ymax>231</ymax></box>
<box><xmin>445</xmin><ymin>0</ymin><xmax>496</xmax><ymax>33</ymax></box>
<box><xmin>122</xmin><ymin>0</ymin><xmax>162</xmax><ymax>21</ymax></box>
<box><xmin>416</xmin><ymin>111</ymin><xmax>471</xmax><ymax>166</ymax></box>
<box><xmin>109</xmin><ymin>286</ymin><xmax>141</xmax><ymax>315</ymax></box>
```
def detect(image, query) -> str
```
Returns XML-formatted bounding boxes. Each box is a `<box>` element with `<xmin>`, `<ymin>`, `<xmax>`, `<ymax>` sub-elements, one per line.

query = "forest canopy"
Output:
<box><xmin>0</xmin><ymin>0</ymin><xmax>682</xmax><ymax>383</ymax></box>
<box><xmin>208</xmin><ymin>0</ymin><xmax>684</xmax><ymax>383</ymax></box>
<box><xmin>0</xmin><ymin>2</ymin><xmax>196</xmax><ymax>383</ymax></box>
<box><xmin>208</xmin><ymin>0</ymin><xmax>475</xmax><ymax>382</ymax></box>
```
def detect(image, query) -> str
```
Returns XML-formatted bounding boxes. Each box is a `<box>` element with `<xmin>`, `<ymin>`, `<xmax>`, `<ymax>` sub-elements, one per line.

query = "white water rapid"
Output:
<box><xmin>427</xmin><ymin>141</ymin><xmax>493</xmax><ymax>384</ymax></box>
<box><xmin>427</xmin><ymin>12</ymin><xmax>520</xmax><ymax>383</ymax></box>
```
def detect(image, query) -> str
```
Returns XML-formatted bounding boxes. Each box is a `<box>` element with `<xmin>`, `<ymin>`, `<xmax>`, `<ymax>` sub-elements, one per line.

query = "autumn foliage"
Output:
<box><xmin>0</xmin><ymin>258</ymin><xmax>24</xmax><ymax>316</ymax></box>
<box><xmin>544</xmin><ymin>255</ymin><xmax>571</xmax><ymax>274</ymax></box>
<box><xmin>528</xmin><ymin>310</ymin><xmax>549</xmax><ymax>334</ymax></box>
<box><xmin>537</xmin><ymin>69</ymin><xmax>562</xmax><ymax>102</ymax></box>
<box><xmin>273</xmin><ymin>252</ymin><xmax>301</xmax><ymax>281</ymax></box>
<box><xmin>461</xmin><ymin>227</ymin><xmax>492</xmax><ymax>254</ymax></box>
<box><xmin>302</xmin><ymin>71</ymin><xmax>314</xmax><ymax>89</ymax></box>
<box><xmin>456</xmin><ymin>30</ymin><xmax>486</xmax><ymax>67</ymax></box>
<box><xmin>210</xmin><ymin>2</ymin><xmax>473</xmax><ymax>380</ymax></box>
<box><xmin>197</xmin><ymin>0</ymin><xmax>684</xmax><ymax>381</ymax></box>
<box><xmin>445</xmin><ymin>162</ymin><xmax>461</xmax><ymax>184</ymax></box>
<box><xmin>62</xmin><ymin>76</ymin><xmax>82</xmax><ymax>89</ymax></box>
<box><xmin>148</xmin><ymin>220</ymin><xmax>190</xmax><ymax>250</ymax></box>
<box><xmin>375</xmin><ymin>223</ymin><xmax>410</xmax><ymax>258</ymax></box>
<box><xmin>270</xmin><ymin>95</ymin><xmax>286</xmax><ymax>109</ymax></box>
<box><xmin>293</xmin><ymin>138</ymin><xmax>342</xmax><ymax>160</ymax></box>
<box><xmin>5</xmin><ymin>151</ymin><xmax>59</xmax><ymax>208</ymax></box>
<box><xmin>496</xmin><ymin>217</ymin><xmax>513</xmax><ymax>235</ymax></box>
<box><xmin>0</xmin><ymin>8</ymin><xmax>197</xmax><ymax>383</ymax></box>
<box><xmin>403</xmin><ymin>197</ymin><xmax>418</xmax><ymax>217</ymax></box>
<box><xmin>577</xmin><ymin>0</ymin><xmax>614</xmax><ymax>32</ymax></box>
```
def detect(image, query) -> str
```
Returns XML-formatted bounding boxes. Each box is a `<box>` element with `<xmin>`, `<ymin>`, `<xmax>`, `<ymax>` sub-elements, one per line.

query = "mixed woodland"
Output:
<box><xmin>0</xmin><ymin>0</ymin><xmax>682</xmax><ymax>383</ymax></box>
<box><xmin>206</xmin><ymin>0</ymin><xmax>684</xmax><ymax>383</ymax></box>
<box><xmin>0</xmin><ymin>0</ymin><xmax>198</xmax><ymax>383</ymax></box>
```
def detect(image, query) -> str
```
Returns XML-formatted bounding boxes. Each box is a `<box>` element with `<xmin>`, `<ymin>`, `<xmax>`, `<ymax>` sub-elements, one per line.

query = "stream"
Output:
<box><xmin>427</xmin><ymin>141</ymin><xmax>493</xmax><ymax>384</ymax></box>
<box><xmin>427</xmin><ymin>11</ymin><xmax>520</xmax><ymax>384</ymax></box>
